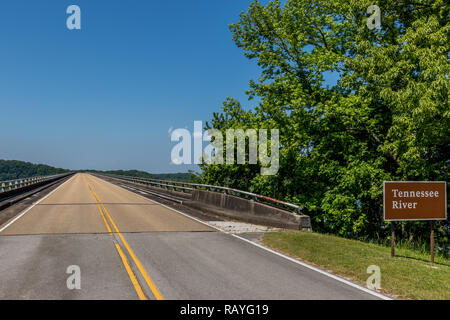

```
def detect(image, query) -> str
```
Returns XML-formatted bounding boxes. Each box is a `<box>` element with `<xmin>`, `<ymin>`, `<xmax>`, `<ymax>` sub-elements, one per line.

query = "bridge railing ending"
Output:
<box><xmin>95</xmin><ymin>173</ymin><xmax>303</xmax><ymax>215</ymax></box>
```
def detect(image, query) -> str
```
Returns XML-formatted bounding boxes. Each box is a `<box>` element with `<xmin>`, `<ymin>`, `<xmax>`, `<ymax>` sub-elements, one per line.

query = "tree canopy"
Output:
<box><xmin>197</xmin><ymin>0</ymin><xmax>449</xmax><ymax>250</ymax></box>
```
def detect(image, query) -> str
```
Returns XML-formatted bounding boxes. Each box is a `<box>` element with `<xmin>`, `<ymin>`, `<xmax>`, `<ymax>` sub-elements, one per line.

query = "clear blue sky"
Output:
<box><xmin>0</xmin><ymin>0</ymin><xmax>265</xmax><ymax>173</ymax></box>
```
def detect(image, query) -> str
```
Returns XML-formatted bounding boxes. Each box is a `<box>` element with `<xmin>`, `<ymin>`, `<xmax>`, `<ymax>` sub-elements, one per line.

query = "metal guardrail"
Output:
<box><xmin>95</xmin><ymin>173</ymin><xmax>303</xmax><ymax>214</ymax></box>
<box><xmin>0</xmin><ymin>173</ymin><xmax>70</xmax><ymax>193</ymax></box>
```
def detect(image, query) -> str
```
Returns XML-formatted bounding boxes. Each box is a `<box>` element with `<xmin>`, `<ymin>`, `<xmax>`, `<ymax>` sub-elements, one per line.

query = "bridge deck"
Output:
<box><xmin>0</xmin><ymin>174</ymin><xmax>380</xmax><ymax>300</ymax></box>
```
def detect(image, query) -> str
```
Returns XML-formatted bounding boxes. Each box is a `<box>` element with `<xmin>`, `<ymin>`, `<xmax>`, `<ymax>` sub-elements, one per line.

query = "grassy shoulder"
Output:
<box><xmin>262</xmin><ymin>231</ymin><xmax>450</xmax><ymax>300</ymax></box>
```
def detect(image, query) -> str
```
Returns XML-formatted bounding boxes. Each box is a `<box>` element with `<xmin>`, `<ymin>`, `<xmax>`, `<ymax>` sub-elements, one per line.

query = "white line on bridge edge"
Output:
<box><xmin>0</xmin><ymin>175</ymin><xmax>75</xmax><ymax>233</ymax></box>
<box><xmin>113</xmin><ymin>179</ymin><xmax>392</xmax><ymax>300</ymax></box>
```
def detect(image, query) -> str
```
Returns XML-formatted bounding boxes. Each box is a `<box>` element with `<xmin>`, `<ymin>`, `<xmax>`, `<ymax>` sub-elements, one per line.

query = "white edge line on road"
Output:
<box><xmin>0</xmin><ymin>175</ymin><xmax>75</xmax><ymax>233</ymax></box>
<box><xmin>93</xmin><ymin>175</ymin><xmax>392</xmax><ymax>300</ymax></box>
<box><xmin>231</xmin><ymin>234</ymin><xmax>392</xmax><ymax>300</ymax></box>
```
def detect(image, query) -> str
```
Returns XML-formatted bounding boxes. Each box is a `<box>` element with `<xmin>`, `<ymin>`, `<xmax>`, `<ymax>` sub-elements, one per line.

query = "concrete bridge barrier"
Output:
<box><xmin>185</xmin><ymin>190</ymin><xmax>311</xmax><ymax>231</ymax></box>
<box><xmin>98</xmin><ymin>173</ymin><xmax>311</xmax><ymax>231</ymax></box>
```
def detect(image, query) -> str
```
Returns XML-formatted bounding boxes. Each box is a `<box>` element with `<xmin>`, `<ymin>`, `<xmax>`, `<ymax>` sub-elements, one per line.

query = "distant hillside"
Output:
<box><xmin>86</xmin><ymin>170</ymin><xmax>193</xmax><ymax>182</ymax></box>
<box><xmin>0</xmin><ymin>160</ymin><xmax>69</xmax><ymax>181</ymax></box>
<box><xmin>0</xmin><ymin>160</ymin><xmax>193</xmax><ymax>182</ymax></box>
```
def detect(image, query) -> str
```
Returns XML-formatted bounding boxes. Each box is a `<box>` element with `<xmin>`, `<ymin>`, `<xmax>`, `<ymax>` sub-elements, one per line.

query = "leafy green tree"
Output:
<box><xmin>198</xmin><ymin>0</ymin><xmax>449</xmax><ymax>251</ymax></box>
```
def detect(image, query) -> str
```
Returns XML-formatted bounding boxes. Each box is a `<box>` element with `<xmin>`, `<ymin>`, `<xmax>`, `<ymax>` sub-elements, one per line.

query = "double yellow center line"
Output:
<box><xmin>83</xmin><ymin>175</ymin><xmax>163</xmax><ymax>300</ymax></box>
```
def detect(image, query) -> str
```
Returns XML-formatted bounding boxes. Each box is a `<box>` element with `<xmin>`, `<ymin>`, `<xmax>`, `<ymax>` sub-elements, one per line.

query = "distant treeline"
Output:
<box><xmin>0</xmin><ymin>160</ymin><xmax>69</xmax><ymax>181</ymax></box>
<box><xmin>84</xmin><ymin>170</ymin><xmax>193</xmax><ymax>182</ymax></box>
<box><xmin>0</xmin><ymin>160</ymin><xmax>193</xmax><ymax>182</ymax></box>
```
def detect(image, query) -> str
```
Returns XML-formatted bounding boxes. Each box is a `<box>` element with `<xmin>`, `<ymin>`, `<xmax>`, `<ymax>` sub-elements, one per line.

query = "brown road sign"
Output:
<box><xmin>384</xmin><ymin>181</ymin><xmax>447</xmax><ymax>221</ymax></box>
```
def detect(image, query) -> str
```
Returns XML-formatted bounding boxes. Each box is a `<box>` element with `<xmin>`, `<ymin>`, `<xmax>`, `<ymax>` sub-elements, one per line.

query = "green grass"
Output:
<box><xmin>262</xmin><ymin>231</ymin><xmax>450</xmax><ymax>300</ymax></box>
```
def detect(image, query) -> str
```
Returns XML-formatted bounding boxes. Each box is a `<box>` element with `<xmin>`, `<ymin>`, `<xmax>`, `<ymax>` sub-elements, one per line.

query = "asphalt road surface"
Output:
<box><xmin>0</xmin><ymin>174</ymin><xmax>383</xmax><ymax>300</ymax></box>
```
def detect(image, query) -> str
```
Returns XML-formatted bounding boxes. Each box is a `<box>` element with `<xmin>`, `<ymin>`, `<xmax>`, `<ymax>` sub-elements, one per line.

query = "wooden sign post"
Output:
<box><xmin>430</xmin><ymin>221</ymin><xmax>435</xmax><ymax>263</ymax></box>
<box><xmin>391</xmin><ymin>221</ymin><xmax>395</xmax><ymax>258</ymax></box>
<box><xmin>384</xmin><ymin>181</ymin><xmax>447</xmax><ymax>263</ymax></box>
